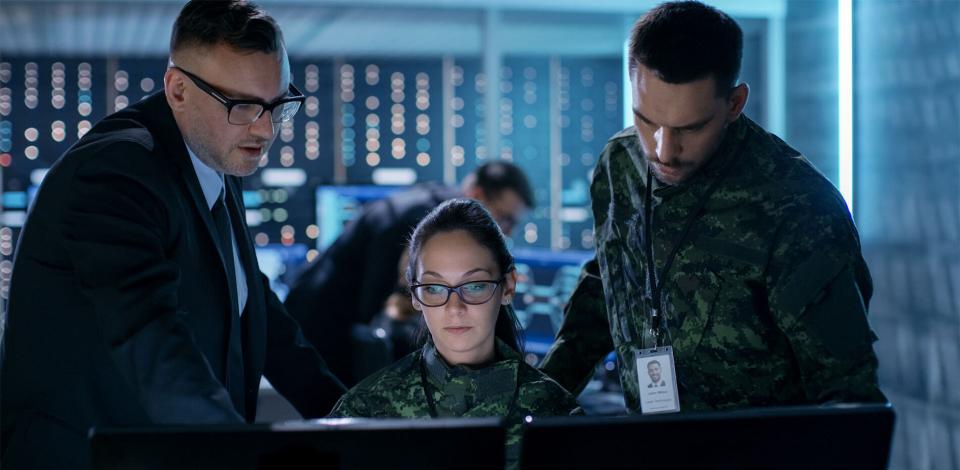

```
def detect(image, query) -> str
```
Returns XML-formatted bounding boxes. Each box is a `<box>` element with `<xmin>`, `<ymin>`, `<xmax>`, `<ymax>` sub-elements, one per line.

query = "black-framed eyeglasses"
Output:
<box><xmin>410</xmin><ymin>278</ymin><xmax>505</xmax><ymax>307</ymax></box>
<box><xmin>172</xmin><ymin>66</ymin><xmax>305</xmax><ymax>125</ymax></box>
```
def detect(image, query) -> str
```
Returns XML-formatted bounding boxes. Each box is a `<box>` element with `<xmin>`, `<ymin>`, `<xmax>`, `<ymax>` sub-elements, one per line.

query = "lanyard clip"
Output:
<box><xmin>649</xmin><ymin>307</ymin><xmax>661</xmax><ymax>349</ymax></box>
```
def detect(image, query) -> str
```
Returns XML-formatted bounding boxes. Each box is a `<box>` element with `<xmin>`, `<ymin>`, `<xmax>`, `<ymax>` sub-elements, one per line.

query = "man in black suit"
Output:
<box><xmin>0</xmin><ymin>2</ymin><xmax>345</xmax><ymax>468</ymax></box>
<box><xmin>284</xmin><ymin>162</ymin><xmax>534</xmax><ymax>386</ymax></box>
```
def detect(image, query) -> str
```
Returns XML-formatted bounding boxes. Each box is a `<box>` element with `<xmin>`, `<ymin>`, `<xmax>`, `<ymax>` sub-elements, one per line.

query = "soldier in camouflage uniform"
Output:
<box><xmin>330</xmin><ymin>199</ymin><xmax>581</xmax><ymax>468</ymax></box>
<box><xmin>540</xmin><ymin>1</ymin><xmax>885</xmax><ymax>413</ymax></box>
<box><xmin>330</xmin><ymin>338</ymin><xmax>580</xmax><ymax>467</ymax></box>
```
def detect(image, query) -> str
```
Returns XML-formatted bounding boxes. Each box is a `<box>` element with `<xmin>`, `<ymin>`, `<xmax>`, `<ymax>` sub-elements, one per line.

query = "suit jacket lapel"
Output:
<box><xmin>146</xmin><ymin>93</ymin><xmax>233</xmax><ymax>298</ymax></box>
<box><xmin>139</xmin><ymin>93</ymin><xmax>257</xmax><ymax>418</ymax></box>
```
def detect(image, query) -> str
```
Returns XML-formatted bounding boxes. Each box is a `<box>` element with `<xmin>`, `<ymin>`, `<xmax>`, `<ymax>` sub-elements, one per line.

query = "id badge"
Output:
<box><xmin>635</xmin><ymin>346</ymin><xmax>680</xmax><ymax>414</ymax></box>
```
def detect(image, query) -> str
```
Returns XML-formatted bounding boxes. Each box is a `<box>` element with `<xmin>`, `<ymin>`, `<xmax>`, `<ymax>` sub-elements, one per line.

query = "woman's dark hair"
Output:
<box><xmin>406</xmin><ymin>199</ymin><xmax>524</xmax><ymax>353</ymax></box>
<box><xmin>170</xmin><ymin>0</ymin><xmax>283</xmax><ymax>55</ymax></box>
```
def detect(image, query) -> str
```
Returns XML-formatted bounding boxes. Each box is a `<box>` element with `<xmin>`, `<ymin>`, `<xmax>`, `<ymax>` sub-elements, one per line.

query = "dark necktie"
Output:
<box><xmin>212</xmin><ymin>186</ymin><xmax>246</xmax><ymax>417</ymax></box>
<box><xmin>211</xmin><ymin>189</ymin><xmax>238</xmax><ymax>315</ymax></box>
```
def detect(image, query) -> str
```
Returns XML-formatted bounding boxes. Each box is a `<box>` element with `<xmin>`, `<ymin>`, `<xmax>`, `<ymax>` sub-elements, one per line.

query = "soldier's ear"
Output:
<box><xmin>726</xmin><ymin>82</ymin><xmax>749</xmax><ymax>122</ymax></box>
<box><xmin>411</xmin><ymin>298</ymin><xmax>423</xmax><ymax>311</ymax></box>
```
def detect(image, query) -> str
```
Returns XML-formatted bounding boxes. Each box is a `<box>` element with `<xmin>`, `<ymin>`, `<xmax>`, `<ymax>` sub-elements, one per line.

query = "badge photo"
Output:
<box><xmin>636</xmin><ymin>346</ymin><xmax>680</xmax><ymax>414</ymax></box>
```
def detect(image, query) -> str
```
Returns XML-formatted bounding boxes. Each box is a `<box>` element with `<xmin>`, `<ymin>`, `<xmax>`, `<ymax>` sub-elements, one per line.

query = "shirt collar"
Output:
<box><xmin>186</xmin><ymin>143</ymin><xmax>224</xmax><ymax>210</ymax></box>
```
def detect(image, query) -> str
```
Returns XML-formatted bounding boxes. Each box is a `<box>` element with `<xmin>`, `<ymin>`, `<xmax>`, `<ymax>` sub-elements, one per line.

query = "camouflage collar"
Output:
<box><xmin>423</xmin><ymin>338</ymin><xmax>521</xmax><ymax>382</ymax></box>
<box><xmin>421</xmin><ymin>339</ymin><xmax>521</xmax><ymax>417</ymax></box>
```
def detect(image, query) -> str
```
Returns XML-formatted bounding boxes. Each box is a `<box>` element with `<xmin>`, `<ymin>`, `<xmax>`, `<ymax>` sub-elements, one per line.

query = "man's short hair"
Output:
<box><xmin>170</xmin><ymin>0</ymin><xmax>283</xmax><ymax>55</ymax></box>
<box><xmin>648</xmin><ymin>360</ymin><xmax>661</xmax><ymax>369</ymax></box>
<box><xmin>628</xmin><ymin>1</ymin><xmax>743</xmax><ymax>96</ymax></box>
<box><xmin>472</xmin><ymin>161</ymin><xmax>535</xmax><ymax>209</ymax></box>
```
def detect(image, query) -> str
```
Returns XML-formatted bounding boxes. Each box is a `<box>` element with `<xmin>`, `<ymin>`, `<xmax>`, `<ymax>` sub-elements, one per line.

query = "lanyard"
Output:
<box><xmin>642</xmin><ymin>163</ymin><xmax>732</xmax><ymax>348</ymax></box>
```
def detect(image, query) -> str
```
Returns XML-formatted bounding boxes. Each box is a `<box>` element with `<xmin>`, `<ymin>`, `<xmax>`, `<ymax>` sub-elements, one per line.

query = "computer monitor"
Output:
<box><xmin>254</xmin><ymin>243</ymin><xmax>309</xmax><ymax>301</ymax></box>
<box><xmin>90</xmin><ymin>418</ymin><xmax>505</xmax><ymax>470</ymax></box>
<box><xmin>314</xmin><ymin>185</ymin><xmax>402</xmax><ymax>250</ymax></box>
<box><xmin>520</xmin><ymin>403</ymin><xmax>895</xmax><ymax>469</ymax></box>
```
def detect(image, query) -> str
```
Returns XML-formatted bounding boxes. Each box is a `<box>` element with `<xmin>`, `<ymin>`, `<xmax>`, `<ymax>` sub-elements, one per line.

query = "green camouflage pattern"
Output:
<box><xmin>330</xmin><ymin>338</ymin><xmax>582</xmax><ymax>468</ymax></box>
<box><xmin>541</xmin><ymin>115</ymin><xmax>886</xmax><ymax>413</ymax></box>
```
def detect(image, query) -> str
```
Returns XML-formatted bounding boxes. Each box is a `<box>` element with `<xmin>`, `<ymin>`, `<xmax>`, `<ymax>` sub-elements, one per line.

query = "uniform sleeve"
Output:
<box><xmin>539</xmin><ymin>259</ymin><xmax>613</xmax><ymax>395</ymax></box>
<box><xmin>262</xmin><ymin>276</ymin><xmax>348</xmax><ymax>418</ymax></box>
<box><xmin>327</xmin><ymin>389</ymin><xmax>366</xmax><ymax>418</ymax></box>
<box><xmin>326</xmin><ymin>360</ymin><xmax>414</xmax><ymax>418</ymax></box>
<box><xmin>62</xmin><ymin>144</ymin><xmax>242</xmax><ymax>423</ymax></box>
<box><xmin>557</xmin><ymin>385</ymin><xmax>586</xmax><ymax>417</ymax></box>
<box><xmin>765</xmin><ymin>193</ymin><xmax>886</xmax><ymax>403</ymax></box>
<box><xmin>515</xmin><ymin>366</ymin><xmax>585</xmax><ymax>418</ymax></box>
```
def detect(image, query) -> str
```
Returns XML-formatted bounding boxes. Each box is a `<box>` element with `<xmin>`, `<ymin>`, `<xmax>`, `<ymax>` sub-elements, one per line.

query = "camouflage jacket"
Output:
<box><xmin>541</xmin><ymin>115</ymin><xmax>886</xmax><ymax>413</ymax></box>
<box><xmin>330</xmin><ymin>338</ymin><xmax>582</xmax><ymax>468</ymax></box>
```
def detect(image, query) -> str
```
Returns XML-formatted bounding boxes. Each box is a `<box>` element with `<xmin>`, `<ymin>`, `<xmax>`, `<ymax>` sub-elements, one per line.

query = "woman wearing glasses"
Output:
<box><xmin>329</xmin><ymin>198</ymin><xmax>581</xmax><ymax>468</ymax></box>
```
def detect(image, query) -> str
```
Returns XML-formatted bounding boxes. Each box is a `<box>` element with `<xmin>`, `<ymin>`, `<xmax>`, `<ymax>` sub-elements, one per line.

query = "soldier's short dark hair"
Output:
<box><xmin>472</xmin><ymin>161</ymin><xmax>535</xmax><ymax>209</ymax></box>
<box><xmin>406</xmin><ymin>199</ymin><xmax>524</xmax><ymax>353</ymax></box>
<box><xmin>170</xmin><ymin>0</ymin><xmax>283</xmax><ymax>55</ymax></box>
<box><xmin>628</xmin><ymin>1</ymin><xmax>743</xmax><ymax>96</ymax></box>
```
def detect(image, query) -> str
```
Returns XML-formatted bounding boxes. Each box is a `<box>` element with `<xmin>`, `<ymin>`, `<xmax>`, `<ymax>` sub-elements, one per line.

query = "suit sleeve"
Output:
<box><xmin>61</xmin><ymin>143</ymin><xmax>242</xmax><ymax>423</ymax></box>
<box><xmin>262</xmin><ymin>277</ymin><xmax>348</xmax><ymax>418</ymax></box>
<box><xmin>765</xmin><ymin>192</ymin><xmax>886</xmax><ymax>404</ymax></box>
